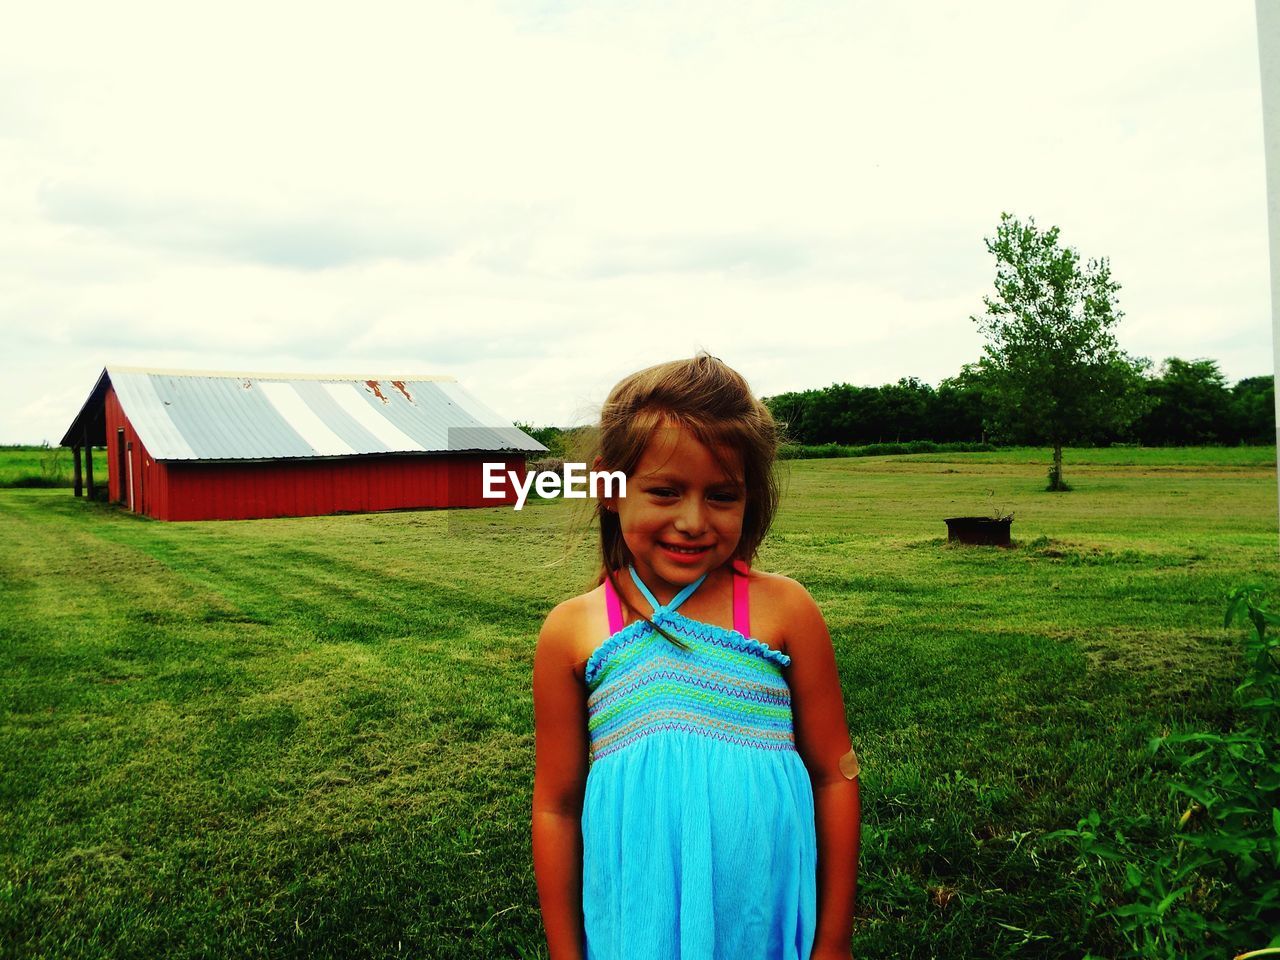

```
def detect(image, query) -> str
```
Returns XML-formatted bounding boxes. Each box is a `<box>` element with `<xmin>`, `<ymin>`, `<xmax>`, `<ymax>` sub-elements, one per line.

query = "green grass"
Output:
<box><xmin>888</xmin><ymin>444</ymin><xmax>1277</xmax><ymax>467</ymax></box>
<box><xmin>0</xmin><ymin>445</ymin><xmax>108</xmax><ymax>488</ymax></box>
<box><xmin>1</xmin><ymin>447</ymin><xmax>1277</xmax><ymax>958</ymax></box>
<box><xmin>780</xmin><ymin>440</ymin><xmax>996</xmax><ymax>459</ymax></box>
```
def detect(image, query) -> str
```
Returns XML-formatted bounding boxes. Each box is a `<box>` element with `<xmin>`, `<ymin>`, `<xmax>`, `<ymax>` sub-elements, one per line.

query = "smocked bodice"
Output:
<box><xmin>584</xmin><ymin>568</ymin><xmax>796</xmax><ymax>762</ymax></box>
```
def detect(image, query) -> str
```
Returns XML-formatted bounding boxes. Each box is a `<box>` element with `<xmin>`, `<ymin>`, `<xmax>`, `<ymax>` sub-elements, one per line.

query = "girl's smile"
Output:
<box><xmin>657</xmin><ymin>542</ymin><xmax>712</xmax><ymax>561</ymax></box>
<box><xmin>605</xmin><ymin>423</ymin><xmax>746</xmax><ymax>600</ymax></box>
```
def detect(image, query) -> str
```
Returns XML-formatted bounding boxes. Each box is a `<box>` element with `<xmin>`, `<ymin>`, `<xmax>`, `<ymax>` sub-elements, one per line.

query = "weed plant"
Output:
<box><xmin>1037</xmin><ymin>588</ymin><xmax>1280</xmax><ymax>959</ymax></box>
<box><xmin>1047</xmin><ymin>464</ymin><xmax>1073</xmax><ymax>492</ymax></box>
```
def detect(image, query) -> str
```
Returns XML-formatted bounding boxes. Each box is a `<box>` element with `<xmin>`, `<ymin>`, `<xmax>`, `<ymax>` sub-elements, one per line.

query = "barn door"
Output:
<box><xmin>115</xmin><ymin>428</ymin><xmax>126</xmax><ymax>503</ymax></box>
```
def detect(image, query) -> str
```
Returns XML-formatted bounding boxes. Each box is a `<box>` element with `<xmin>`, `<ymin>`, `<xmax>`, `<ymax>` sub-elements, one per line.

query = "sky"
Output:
<box><xmin>1</xmin><ymin>1</ymin><xmax>1272</xmax><ymax>444</ymax></box>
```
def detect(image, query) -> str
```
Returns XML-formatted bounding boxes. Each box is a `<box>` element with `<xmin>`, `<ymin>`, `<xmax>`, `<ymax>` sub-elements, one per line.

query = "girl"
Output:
<box><xmin>532</xmin><ymin>354</ymin><xmax>860</xmax><ymax>960</ymax></box>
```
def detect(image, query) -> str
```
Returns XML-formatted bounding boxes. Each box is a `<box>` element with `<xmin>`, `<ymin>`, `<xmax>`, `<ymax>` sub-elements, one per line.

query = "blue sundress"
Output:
<box><xmin>581</xmin><ymin>563</ymin><xmax>818</xmax><ymax>959</ymax></box>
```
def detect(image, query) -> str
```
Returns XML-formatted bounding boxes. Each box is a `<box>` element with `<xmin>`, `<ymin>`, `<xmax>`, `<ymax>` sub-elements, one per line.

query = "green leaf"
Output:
<box><xmin>1088</xmin><ymin>846</ymin><xmax>1128</xmax><ymax>863</ymax></box>
<box><xmin>1177</xmin><ymin>746</ymin><xmax>1214</xmax><ymax>766</ymax></box>
<box><xmin>1252</xmin><ymin>609</ymin><xmax>1269</xmax><ymax>640</ymax></box>
<box><xmin>1226</xmin><ymin>589</ymin><xmax>1246</xmax><ymax>627</ymax></box>
<box><xmin>1109</xmin><ymin>903</ymin><xmax>1153</xmax><ymax>919</ymax></box>
<box><xmin>1156</xmin><ymin>885</ymin><xmax>1191</xmax><ymax>916</ymax></box>
<box><xmin>1124</xmin><ymin>862</ymin><xmax>1143</xmax><ymax>888</ymax></box>
<box><xmin>1170</xmin><ymin>783</ymin><xmax>1216</xmax><ymax>808</ymax></box>
<box><xmin>1163</xmin><ymin>731</ymin><xmax>1226</xmax><ymax>747</ymax></box>
<box><xmin>1273</xmin><ymin>807</ymin><xmax>1280</xmax><ymax>838</ymax></box>
<box><xmin>1218</xmin><ymin>808</ymin><xmax>1263</xmax><ymax>825</ymax></box>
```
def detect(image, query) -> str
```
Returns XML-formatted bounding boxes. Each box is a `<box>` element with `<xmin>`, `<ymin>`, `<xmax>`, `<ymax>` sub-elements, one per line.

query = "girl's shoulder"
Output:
<box><xmin>737</xmin><ymin>566</ymin><xmax>826</xmax><ymax>657</ymax></box>
<box><xmin>538</xmin><ymin>584</ymin><xmax>610</xmax><ymax>680</ymax></box>
<box><xmin>742</xmin><ymin>563</ymin><xmax>819</xmax><ymax>609</ymax></box>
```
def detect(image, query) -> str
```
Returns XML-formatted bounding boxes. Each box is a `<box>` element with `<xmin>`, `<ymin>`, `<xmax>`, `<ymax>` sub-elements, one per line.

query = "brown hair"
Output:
<box><xmin>586</xmin><ymin>352</ymin><xmax>782</xmax><ymax>637</ymax></box>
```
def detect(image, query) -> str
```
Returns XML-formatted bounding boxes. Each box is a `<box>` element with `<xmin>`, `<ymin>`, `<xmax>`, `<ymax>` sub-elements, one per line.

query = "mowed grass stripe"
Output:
<box><xmin>1</xmin><ymin>494</ymin><xmax>549</xmax><ymax>958</ymax></box>
<box><xmin>0</xmin><ymin>448</ymin><xmax>1276</xmax><ymax>959</ymax></box>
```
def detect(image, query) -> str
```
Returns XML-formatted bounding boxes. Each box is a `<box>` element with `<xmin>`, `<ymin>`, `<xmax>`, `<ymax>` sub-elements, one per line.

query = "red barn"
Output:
<box><xmin>60</xmin><ymin>366</ymin><xmax>547</xmax><ymax>521</ymax></box>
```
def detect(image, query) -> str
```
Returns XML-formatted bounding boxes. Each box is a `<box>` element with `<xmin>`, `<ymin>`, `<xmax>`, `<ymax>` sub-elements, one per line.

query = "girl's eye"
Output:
<box><xmin>710</xmin><ymin>493</ymin><xmax>739</xmax><ymax>503</ymax></box>
<box><xmin>648</xmin><ymin>488</ymin><xmax>677</xmax><ymax>498</ymax></box>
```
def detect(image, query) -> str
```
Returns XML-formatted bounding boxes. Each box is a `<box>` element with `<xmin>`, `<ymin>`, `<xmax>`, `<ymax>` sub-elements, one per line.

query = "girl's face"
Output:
<box><xmin>606</xmin><ymin>423</ymin><xmax>746</xmax><ymax>596</ymax></box>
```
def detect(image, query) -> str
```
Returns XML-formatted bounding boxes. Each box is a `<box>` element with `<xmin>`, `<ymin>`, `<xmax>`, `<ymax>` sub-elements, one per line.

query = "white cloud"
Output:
<box><xmin>0</xmin><ymin>0</ymin><xmax>1271</xmax><ymax>442</ymax></box>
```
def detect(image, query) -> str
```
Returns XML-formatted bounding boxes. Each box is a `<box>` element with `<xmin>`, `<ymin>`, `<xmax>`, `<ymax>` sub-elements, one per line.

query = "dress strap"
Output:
<box><xmin>731</xmin><ymin>559</ymin><xmax>751</xmax><ymax>637</ymax></box>
<box><xmin>627</xmin><ymin>565</ymin><xmax>707</xmax><ymax>616</ymax></box>
<box><xmin>604</xmin><ymin>573</ymin><xmax>624</xmax><ymax>636</ymax></box>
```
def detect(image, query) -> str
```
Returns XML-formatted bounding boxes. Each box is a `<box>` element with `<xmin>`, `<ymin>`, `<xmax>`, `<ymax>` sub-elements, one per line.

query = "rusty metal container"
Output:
<box><xmin>944</xmin><ymin>516</ymin><xmax>1013</xmax><ymax>546</ymax></box>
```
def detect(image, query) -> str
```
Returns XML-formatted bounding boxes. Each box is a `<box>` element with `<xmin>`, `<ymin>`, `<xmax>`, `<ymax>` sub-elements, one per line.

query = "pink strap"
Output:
<box><xmin>731</xmin><ymin>559</ymin><xmax>751</xmax><ymax>637</ymax></box>
<box><xmin>604</xmin><ymin>573</ymin><xmax>624</xmax><ymax>636</ymax></box>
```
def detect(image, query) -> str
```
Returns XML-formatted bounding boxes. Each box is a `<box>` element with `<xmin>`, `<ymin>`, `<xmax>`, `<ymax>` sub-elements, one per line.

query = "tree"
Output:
<box><xmin>513</xmin><ymin>422</ymin><xmax>572</xmax><ymax>460</ymax></box>
<box><xmin>935</xmin><ymin>363</ymin><xmax>991</xmax><ymax>443</ymax></box>
<box><xmin>1133</xmin><ymin>358</ymin><xmax>1232</xmax><ymax>445</ymax></box>
<box><xmin>1229</xmin><ymin>375</ymin><xmax>1276</xmax><ymax>445</ymax></box>
<box><xmin>970</xmin><ymin>213</ymin><xmax>1150</xmax><ymax>490</ymax></box>
<box><xmin>878</xmin><ymin>377</ymin><xmax>933</xmax><ymax>442</ymax></box>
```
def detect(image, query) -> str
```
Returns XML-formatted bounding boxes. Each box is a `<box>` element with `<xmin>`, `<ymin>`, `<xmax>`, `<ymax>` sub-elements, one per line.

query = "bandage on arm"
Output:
<box><xmin>838</xmin><ymin>748</ymin><xmax>860</xmax><ymax>780</ymax></box>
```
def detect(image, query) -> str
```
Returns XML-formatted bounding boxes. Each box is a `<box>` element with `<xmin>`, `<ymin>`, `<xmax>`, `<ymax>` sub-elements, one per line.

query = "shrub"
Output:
<box><xmin>1037</xmin><ymin>586</ymin><xmax>1280</xmax><ymax>959</ymax></box>
<box><xmin>525</xmin><ymin>458</ymin><xmax>566</xmax><ymax>477</ymax></box>
<box><xmin>7</xmin><ymin>475</ymin><xmax>64</xmax><ymax>488</ymax></box>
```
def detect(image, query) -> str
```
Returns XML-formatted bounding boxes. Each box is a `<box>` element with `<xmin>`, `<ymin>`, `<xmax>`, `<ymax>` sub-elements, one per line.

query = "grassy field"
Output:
<box><xmin>1</xmin><ymin>447</ymin><xmax>1277</xmax><ymax>959</ymax></box>
<box><xmin>0</xmin><ymin>445</ymin><xmax>108</xmax><ymax>488</ymax></box>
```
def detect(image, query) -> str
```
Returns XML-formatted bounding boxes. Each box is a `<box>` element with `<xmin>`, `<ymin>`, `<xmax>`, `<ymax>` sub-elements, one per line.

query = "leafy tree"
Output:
<box><xmin>1229</xmin><ymin>375</ymin><xmax>1276</xmax><ymax>445</ymax></box>
<box><xmin>935</xmin><ymin>363</ymin><xmax>991</xmax><ymax>443</ymax></box>
<box><xmin>970</xmin><ymin>213</ymin><xmax>1150</xmax><ymax>490</ymax></box>
<box><xmin>513</xmin><ymin>422</ymin><xmax>572</xmax><ymax>460</ymax></box>
<box><xmin>766</xmin><ymin>375</ymin><xmax>991</xmax><ymax>445</ymax></box>
<box><xmin>1133</xmin><ymin>358</ymin><xmax>1232</xmax><ymax>445</ymax></box>
<box><xmin>878</xmin><ymin>377</ymin><xmax>932</xmax><ymax>442</ymax></box>
<box><xmin>764</xmin><ymin>390</ymin><xmax>808</xmax><ymax>443</ymax></box>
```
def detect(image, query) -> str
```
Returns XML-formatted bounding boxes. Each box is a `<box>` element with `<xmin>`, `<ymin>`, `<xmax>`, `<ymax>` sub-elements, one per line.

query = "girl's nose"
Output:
<box><xmin>673</xmin><ymin>498</ymin><xmax>707</xmax><ymax>535</ymax></box>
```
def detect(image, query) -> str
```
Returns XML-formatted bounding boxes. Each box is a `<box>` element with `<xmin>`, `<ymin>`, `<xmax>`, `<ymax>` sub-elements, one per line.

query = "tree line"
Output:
<box><xmin>523</xmin><ymin>214</ymin><xmax>1274</xmax><ymax>482</ymax></box>
<box><xmin>771</xmin><ymin>211</ymin><xmax>1273</xmax><ymax>478</ymax></box>
<box><xmin>763</xmin><ymin>360</ymin><xmax>1274</xmax><ymax>448</ymax></box>
<box><xmin>522</xmin><ymin>360</ymin><xmax>1273</xmax><ymax>461</ymax></box>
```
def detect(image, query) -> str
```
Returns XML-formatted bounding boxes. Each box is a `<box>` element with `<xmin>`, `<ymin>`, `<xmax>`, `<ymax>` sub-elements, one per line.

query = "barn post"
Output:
<box><xmin>73</xmin><ymin>445</ymin><xmax>83</xmax><ymax>497</ymax></box>
<box><xmin>83</xmin><ymin>428</ymin><xmax>95</xmax><ymax>499</ymax></box>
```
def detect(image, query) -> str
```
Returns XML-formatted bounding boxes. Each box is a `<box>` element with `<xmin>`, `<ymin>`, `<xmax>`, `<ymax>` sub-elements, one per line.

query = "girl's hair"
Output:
<box><xmin>590</xmin><ymin>352</ymin><xmax>781</xmax><ymax>632</ymax></box>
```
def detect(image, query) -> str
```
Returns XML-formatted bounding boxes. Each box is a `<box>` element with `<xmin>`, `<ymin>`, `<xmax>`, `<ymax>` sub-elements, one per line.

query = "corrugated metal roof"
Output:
<box><xmin>92</xmin><ymin>366</ymin><xmax>547</xmax><ymax>461</ymax></box>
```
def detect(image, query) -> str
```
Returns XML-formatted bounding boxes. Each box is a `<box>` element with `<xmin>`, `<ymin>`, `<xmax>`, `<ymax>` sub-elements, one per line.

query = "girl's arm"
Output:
<box><xmin>782</xmin><ymin>580</ymin><xmax>861</xmax><ymax>960</ymax></box>
<box><xmin>531</xmin><ymin>600</ymin><xmax>591</xmax><ymax>960</ymax></box>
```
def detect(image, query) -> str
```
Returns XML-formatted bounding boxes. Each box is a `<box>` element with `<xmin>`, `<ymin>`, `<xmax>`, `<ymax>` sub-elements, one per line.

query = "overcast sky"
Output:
<box><xmin>2</xmin><ymin>1</ymin><xmax>1270</xmax><ymax>444</ymax></box>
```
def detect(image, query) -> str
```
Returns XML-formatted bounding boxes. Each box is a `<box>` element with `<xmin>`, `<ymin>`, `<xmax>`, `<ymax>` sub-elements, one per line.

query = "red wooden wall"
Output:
<box><xmin>104</xmin><ymin>386</ymin><xmax>166</xmax><ymax>518</ymax></box>
<box><xmin>161</xmin><ymin>454</ymin><xmax>524</xmax><ymax>521</ymax></box>
<box><xmin>105</xmin><ymin>385</ymin><xmax>525</xmax><ymax>521</ymax></box>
